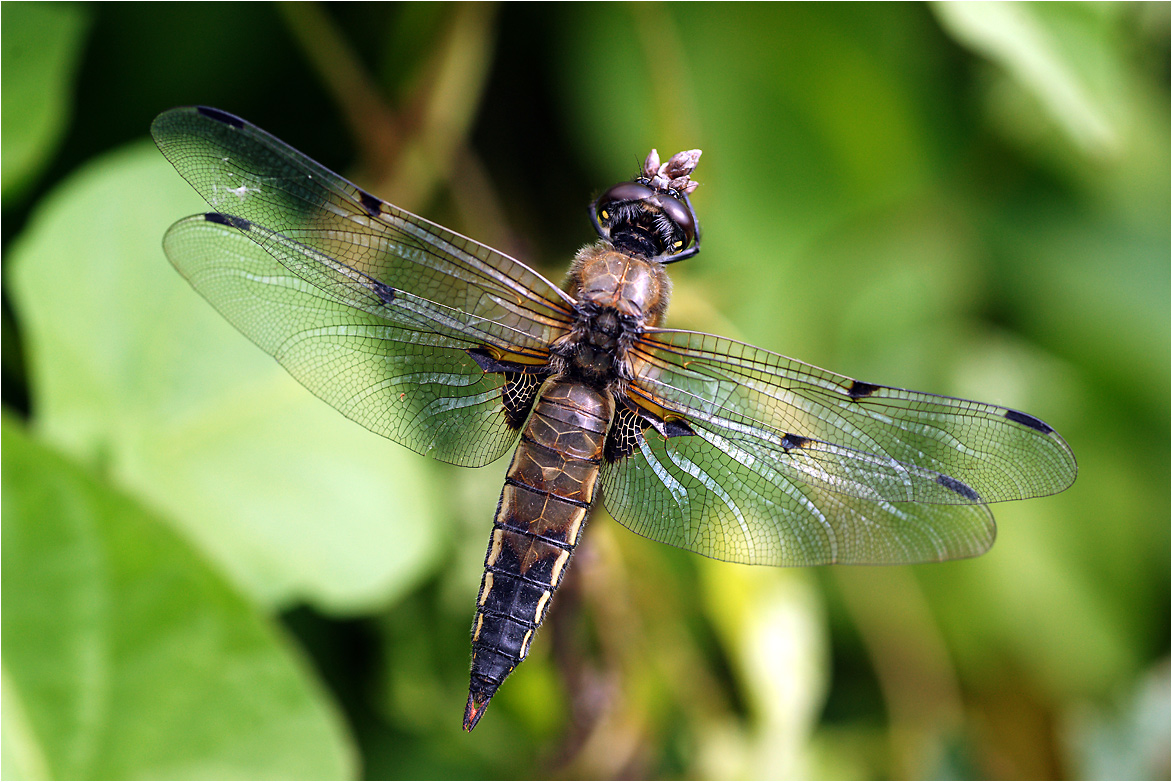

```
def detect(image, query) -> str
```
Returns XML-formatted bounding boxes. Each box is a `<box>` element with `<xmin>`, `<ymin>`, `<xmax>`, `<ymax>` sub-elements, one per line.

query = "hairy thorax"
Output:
<box><xmin>553</xmin><ymin>242</ymin><xmax>672</xmax><ymax>388</ymax></box>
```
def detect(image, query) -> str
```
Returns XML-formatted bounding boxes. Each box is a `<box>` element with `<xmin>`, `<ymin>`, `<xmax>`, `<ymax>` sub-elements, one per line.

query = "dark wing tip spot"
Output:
<box><xmin>196</xmin><ymin>106</ymin><xmax>245</xmax><ymax>129</ymax></box>
<box><xmin>781</xmin><ymin>433</ymin><xmax>811</xmax><ymax>450</ymax></box>
<box><xmin>358</xmin><ymin>190</ymin><xmax>382</xmax><ymax>218</ymax></box>
<box><xmin>1005</xmin><ymin>409</ymin><xmax>1053</xmax><ymax>434</ymax></box>
<box><xmin>205</xmin><ymin>212</ymin><xmax>251</xmax><ymax>231</ymax></box>
<box><xmin>937</xmin><ymin>474</ymin><xmax>981</xmax><ymax>502</ymax></box>
<box><xmin>847</xmin><ymin>381</ymin><xmax>879</xmax><ymax>400</ymax></box>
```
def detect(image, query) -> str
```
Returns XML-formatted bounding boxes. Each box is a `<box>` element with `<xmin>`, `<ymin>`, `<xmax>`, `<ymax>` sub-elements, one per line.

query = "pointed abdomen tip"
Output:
<box><xmin>463</xmin><ymin>691</ymin><xmax>491</xmax><ymax>731</ymax></box>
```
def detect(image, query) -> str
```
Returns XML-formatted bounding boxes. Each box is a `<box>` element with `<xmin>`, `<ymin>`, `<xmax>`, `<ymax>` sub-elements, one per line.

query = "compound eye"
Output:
<box><xmin>657</xmin><ymin>193</ymin><xmax>695</xmax><ymax>247</ymax></box>
<box><xmin>599</xmin><ymin>181</ymin><xmax>657</xmax><ymax>206</ymax></box>
<box><xmin>597</xmin><ymin>181</ymin><xmax>657</xmax><ymax>222</ymax></box>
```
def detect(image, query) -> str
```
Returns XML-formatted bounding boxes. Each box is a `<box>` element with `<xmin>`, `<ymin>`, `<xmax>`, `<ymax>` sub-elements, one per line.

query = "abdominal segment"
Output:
<box><xmin>464</xmin><ymin>378</ymin><xmax>615</xmax><ymax>730</ymax></box>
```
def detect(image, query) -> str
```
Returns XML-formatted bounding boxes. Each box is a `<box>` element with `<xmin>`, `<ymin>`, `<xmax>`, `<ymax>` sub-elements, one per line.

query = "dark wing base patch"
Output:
<box><xmin>467</xmin><ymin>348</ymin><xmax>549</xmax><ymax>430</ymax></box>
<box><xmin>605</xmin><ymin>398</ymin><xmax>695</xmax><ymax>462</ymax></box>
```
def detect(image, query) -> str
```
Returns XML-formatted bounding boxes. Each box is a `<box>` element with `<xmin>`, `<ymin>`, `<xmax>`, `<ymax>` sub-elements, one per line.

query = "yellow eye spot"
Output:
<box><xmin>600</xmin><ymin>210</ymin><xmax>609</xmax><ymax>221</ymax></box>
<box><xmin>673</xmin><ymin>240</ymin><xmax>683</xmax><ymax>249</ymax></box>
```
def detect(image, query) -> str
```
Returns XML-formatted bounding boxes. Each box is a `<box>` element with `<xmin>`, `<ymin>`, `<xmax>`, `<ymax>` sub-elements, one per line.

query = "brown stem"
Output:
<box><xmin>277</xmin><ymin>2</ymin><xmax>400</xmax><ymax>174</ymax></box>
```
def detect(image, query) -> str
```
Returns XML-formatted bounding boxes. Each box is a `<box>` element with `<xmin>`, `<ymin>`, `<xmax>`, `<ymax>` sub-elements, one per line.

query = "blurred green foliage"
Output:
<box><xmin>2</xmin><ymin>3</ymin><xmax>1168</xmax><ymax>779</ymax></box>
<box><xmin>1</xmin><ymin>3</ymin><xmax>89</xmax><ymax>204</ymax></box>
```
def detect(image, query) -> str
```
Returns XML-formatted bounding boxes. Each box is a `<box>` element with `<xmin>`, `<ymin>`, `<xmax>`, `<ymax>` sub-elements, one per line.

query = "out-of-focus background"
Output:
<box><xmin>3</xmin><ymin>3</ymin><xmax>1168</xmax><ymax>779</ymax></box>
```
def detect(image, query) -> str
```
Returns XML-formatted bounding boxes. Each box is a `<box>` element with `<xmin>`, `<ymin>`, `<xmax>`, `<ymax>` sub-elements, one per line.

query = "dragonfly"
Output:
<box><xmin>152</xmin><ymin>106</ymin><xmax>1077</xmax><ymax>731</ymax></box>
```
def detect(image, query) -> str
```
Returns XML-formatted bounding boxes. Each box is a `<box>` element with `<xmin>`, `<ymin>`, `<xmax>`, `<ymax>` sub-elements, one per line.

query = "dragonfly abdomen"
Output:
<box><xmin>464</xmin><ymin>377</ymin><xmax>615</xmax><ymax>730</ymax></box>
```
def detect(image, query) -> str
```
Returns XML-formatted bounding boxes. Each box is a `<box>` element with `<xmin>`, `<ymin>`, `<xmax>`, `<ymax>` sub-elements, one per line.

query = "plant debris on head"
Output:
<box><xmin>642</xmin><ymin>148</ymin><xmax>702</xmax><ymax>195</ymax></box>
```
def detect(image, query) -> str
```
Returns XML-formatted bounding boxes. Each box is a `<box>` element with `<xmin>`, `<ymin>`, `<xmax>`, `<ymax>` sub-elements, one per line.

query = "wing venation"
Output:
<box><xmin>629</xmin><ymin>329</ymin><xmax>1077</xmax><ymax>504</ymax></box>
<box><xmin>152</xmin><ymin>107</ymin><xmax>580</xmax><ymax>466</ymax></box>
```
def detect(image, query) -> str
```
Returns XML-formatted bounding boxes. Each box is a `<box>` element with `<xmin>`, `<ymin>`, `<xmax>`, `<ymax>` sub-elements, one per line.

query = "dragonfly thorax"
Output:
<box><xmin>556</xmin><ymin>243</ymin><xmax>671</xmax><ymax>385</ymax></box>
<box><xmin>566</xmin><ymin>244</ymin><xmax>670</xmax><ymax>324</ymax></box>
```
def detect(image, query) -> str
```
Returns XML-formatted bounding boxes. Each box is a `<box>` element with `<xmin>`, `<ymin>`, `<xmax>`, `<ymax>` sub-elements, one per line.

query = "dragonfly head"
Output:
<box><xmin>590</xmin><ymin>148</ymin><xmax>702</xmax><ymax>264</ymax></box>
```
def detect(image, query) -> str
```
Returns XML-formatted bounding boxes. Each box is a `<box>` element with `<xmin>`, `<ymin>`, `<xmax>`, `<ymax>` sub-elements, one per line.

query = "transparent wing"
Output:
<box><xmin>600</xmin><ymin>425</ymin><xmax>996</xmax><ymax>566</ymax></box>
<box><xmin>164</xmin><ymin>215</ymin><xmax>523</xmax><ymax>467</ymax></box>
<box><xmin>151</xmin><ymin>106</ymin><xmax>574</xmax><ymax>364</ymax></box>
<box><xmin>598</xmin><ymin>328</ymin><xmax>1075</xmax><ymax>566</ymax></box>
<box><xmin>628</xmin><ymin>329</ymin><xmax>1077</xmax><ymax>503</ymax></box>
<box><xmin>153</xmin><ymin>106</ymin><xmax>577</xmax><ymax>466</ymax></box>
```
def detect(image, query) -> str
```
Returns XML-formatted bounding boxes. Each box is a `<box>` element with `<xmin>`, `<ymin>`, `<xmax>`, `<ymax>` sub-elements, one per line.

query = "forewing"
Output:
<box><xmin>600</xmin><ymin>423</ymin><xmax>996</xmax><ymax>566</ymax></box>
<box><xmin>164</xmin><ymin>212</ymin><xmax>522</xmax><ymax>468</ymax></box>
<box><xmin>627</xmin><ymin>329</ymin><xmax>1077</xmax><ymax>504</ymax></box>
<box><xmin>151</xmin><ymin>106</ymin><xmax>574</xmax><ymax>364</ymax></box>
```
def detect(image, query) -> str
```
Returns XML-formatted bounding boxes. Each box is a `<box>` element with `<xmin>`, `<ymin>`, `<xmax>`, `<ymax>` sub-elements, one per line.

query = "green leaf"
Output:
<box><xmin>932</xmin><ymin>2</ymin><xmax>1126</xmax><ymax>156</ymax></box>
<box><xmin>1</xmin><ymin>415</ymin><xmax>356</xmax><ymax>779</ymax></box>
<box><xmin>2</xmin><ymin>663</ymin><xmax>51</xmax><ymax>781</ymax></box>
<box><xmin>6</xmin><ymin>140</ymin><xmax>446</xmax><ymax>611</ymax></box>
<box><xmin>1063</xmin><ymin>660</ymin><xmax>1171</xmax><ymax>780</ymax></box>
<box><xmin>699</xmin><ymin>564</ymin><xmax>827</xmax><ymax>779</ymax></box>
<box><xmin>1</xmin><ymin>2</ymin><xmax>90</xmax><ymax>203</ymax></box>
